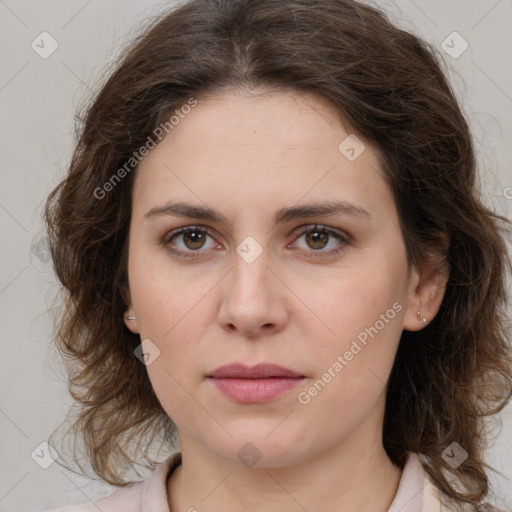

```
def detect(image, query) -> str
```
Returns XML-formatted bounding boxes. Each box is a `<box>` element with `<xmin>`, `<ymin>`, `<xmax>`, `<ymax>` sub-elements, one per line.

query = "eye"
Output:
<box><xmin>290</xmin><ymin>224</ymin><xmax>350</xmax><ymax>259</ymax></box>
<box><xmin>161</xmin><ymin>224</ymin><xmax>351</xmax><ymax>260</ymax></box>
<box><xmin>162</xmin><ymin>226</ymin><xmax>219</xmax><ymax>259</ymax></box>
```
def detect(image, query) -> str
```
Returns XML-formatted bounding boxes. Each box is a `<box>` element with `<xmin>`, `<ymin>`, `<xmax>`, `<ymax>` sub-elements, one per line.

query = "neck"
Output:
<box><xmin>167</xmin><ymin>421</ymin><xmax>402</xmax><ymax>512</ymax></box>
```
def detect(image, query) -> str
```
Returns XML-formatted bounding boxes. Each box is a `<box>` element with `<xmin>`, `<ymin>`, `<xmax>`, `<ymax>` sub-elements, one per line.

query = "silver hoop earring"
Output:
<box><xmin>126</xmin><ymin>315</ymin><xmax>136</xmax><ymax>320</ymax></box>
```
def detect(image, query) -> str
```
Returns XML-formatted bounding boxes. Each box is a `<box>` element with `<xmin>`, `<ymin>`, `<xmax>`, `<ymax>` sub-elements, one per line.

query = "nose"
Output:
<box><xmin>217</xmin><ymin>250</ymin><xmax>289</xmax><ymax>338</ymax></box>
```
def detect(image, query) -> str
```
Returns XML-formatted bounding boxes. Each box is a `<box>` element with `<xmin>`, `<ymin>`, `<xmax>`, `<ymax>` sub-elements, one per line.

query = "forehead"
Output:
<box><xmin>163</xmin><ymin>87</ymin><xmax>350</xmax><ymax>150</ymax></box>
<box><xmin>132</xmin><ymin>87</ymin><xmax>391</xmax><ymax>223</ymax></box>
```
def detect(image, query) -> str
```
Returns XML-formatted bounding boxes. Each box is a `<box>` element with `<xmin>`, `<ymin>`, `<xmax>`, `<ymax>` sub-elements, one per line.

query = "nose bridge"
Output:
<box><xmin>223</xmin><ymin>200</ymin><xmax>285</xmax><ymax>271</ymax></box>
<box><xmin>217</xmin><ymin>234</ymin><xmax>288</xmax><ymax>335</ymax></box>
<box><xmin>231</xmin><ymin>236</ymin><xmax>271</xmax><ymax>297</ymax></box>
<box><xmin>226</xmin><ymin>212</ymin><xmax>289</xmax><ymax>297</ymax></box>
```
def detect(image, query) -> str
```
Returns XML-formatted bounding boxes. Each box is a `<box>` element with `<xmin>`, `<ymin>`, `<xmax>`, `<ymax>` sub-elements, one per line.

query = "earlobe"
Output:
<box><xmin>123</xmin><ymin>308</ymin><xmax>140</xmax><ymax>333</ymax></box>
<box><xmin>122</xmin><ymin>289</ymin><xmax>140</xmax><ymax>333</ymax></box>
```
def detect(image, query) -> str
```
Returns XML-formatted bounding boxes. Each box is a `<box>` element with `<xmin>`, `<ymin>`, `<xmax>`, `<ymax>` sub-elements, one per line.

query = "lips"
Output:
<box><xmin>207</xmin><ymin>363</ymin><xmax>304</xmax><ymax>379</ymax></box>
<box><xmin>207</xmin><ymin>363</ymin><xmax>305</xmax><ymax>403</ymax></box>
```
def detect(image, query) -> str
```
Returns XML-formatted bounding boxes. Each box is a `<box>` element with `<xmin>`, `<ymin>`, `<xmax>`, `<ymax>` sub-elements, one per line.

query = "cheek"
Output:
<box><xmin>128</xmin><ymin>241</ymin><xmax>200</xmax><ymax>334</ymax></box>
<box><xmin>314</xmin><ymin>257</ymin><xmax>407</xmax><ymax>347</ymax></box>
<box><xmin>133</xmin><ymin>281</ymin><xmax>210</xmax><ymax>427</ymax></box>
<box><xmin>300</xmin><ymin>247</ymin><xmax>408</xmax><ymax>401</ymax></box>
<box><xmin>294</xmin><ymin>286</ymin><xmax>404</xmax><ymax>448</ymax></box>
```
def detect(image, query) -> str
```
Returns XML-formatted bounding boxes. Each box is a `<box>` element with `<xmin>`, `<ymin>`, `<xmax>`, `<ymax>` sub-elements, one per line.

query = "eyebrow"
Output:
<box><xmin>144</xmin><ymin>200</ymin><xmax>370</xmax><ymax>226</ymax></box>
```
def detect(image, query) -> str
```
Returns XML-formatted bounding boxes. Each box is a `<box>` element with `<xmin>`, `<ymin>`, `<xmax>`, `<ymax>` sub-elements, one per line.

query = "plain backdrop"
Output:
<box><xmin>0</xmin><ymin>1</ymin><xmax>511</xmax><ymax>511</ymax></box>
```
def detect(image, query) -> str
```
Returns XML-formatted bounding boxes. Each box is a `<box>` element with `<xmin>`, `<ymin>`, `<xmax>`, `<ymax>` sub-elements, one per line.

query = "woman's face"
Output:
<box><xmin>124</xmin><ymin>87</ymin><xmax>426</xmax><ymax>467</ymax></box>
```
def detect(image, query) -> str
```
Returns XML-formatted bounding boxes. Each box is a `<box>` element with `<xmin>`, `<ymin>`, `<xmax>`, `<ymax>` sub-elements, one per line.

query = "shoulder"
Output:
<box><xmin>33</xmin><ymin>482</ymin><xmax>144</xmax><ymax>512</ymax></box>
<box><xmin>34</xmin><ymin>452</ymin><xmax>182</xmax><ymax>512</ymax></box>
<box><xmin>475</xmin><ymin>506</ymin><xmax>507</xmax><ymax>512</ymax></box>
<box><xmin>418</xmin><ymin>455</ymin><xmax>507</xmax><ymax>512</ymax></box>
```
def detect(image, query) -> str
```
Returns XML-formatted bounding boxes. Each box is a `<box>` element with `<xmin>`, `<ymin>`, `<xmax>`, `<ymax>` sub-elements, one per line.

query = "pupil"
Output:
<box><xmin>309</xmin><ymin>230</ymin><xmax>327</xmax><ymax>249</ymax></box>
<box><xmin>186</xmin><ymin>230</ymin><xmax>204</xmax><ymax>249</ymax></box>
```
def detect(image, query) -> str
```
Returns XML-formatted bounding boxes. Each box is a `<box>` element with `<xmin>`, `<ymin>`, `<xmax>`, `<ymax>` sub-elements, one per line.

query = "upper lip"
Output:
<box><xmin>207</xmin><ymin>363</ymin><xmax>304</xmax><ymax>379</ymax></box>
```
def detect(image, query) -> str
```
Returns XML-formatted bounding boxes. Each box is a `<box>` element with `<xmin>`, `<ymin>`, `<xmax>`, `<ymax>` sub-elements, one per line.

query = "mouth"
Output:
<box><xmin>207</xmin><ymin>362</ymin><xmax>304</xmax><ymax>379</ymax></box>
<box><xmin>207</xmin><ymin>363</ymin><xmax>305</xmax><ymax>403</ymax></box>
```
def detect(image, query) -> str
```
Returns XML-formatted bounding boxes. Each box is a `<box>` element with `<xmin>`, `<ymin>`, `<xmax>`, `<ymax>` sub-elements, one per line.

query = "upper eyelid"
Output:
<box><xmin>164</xmin><ymin>223</ymin><xmax>349</xmax><ymax>247</ymax></box>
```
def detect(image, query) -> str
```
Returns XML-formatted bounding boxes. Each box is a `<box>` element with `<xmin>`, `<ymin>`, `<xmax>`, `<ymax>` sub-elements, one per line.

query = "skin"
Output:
<box><xmin>123</xmin><ymin>86</ymin><xmax>447</xmax><ymax>512</ymax></box>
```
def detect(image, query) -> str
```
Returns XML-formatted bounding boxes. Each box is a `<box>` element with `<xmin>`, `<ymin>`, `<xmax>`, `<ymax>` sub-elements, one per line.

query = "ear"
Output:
<box><xmin>402</xmin><ymin>254</ymin><xmax>449</xmax><ymax>332</ymax></box>
<box><xmin>122</xmin><ymin>288</ymin><xmax>140</xmax><ymax>334</ymax></box>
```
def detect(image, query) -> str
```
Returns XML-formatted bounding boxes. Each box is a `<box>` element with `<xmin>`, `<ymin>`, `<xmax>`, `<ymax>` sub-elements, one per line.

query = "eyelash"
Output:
<box><xmin>161</xmin><ymin>224</ymin><xmax>351</xmax><ymax>260</ymax></box>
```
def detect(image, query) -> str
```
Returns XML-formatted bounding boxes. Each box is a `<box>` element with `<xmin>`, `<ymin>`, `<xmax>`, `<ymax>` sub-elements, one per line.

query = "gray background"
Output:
<box><xmin>0</xmin><ymin>1</ymin><xmax>511</xmax><ymax>511</ymax></box>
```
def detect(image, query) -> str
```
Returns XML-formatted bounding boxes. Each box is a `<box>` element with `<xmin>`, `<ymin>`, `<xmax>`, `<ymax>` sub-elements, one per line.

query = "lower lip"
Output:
<box><xmin>209</xmin><ymin>377</ymin><xmax>304</xmax><ymax>403</ymax></box>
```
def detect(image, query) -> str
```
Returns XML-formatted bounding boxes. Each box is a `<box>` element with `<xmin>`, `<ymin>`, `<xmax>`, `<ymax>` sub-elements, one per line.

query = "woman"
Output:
<box><xmin>39</xmin><ymin>0</ymin><xmax>511</xmax><ymax>511</ymax></box>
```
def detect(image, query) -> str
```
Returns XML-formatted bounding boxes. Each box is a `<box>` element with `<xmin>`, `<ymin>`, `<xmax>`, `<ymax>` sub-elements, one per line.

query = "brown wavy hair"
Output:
<box><xmin>44</xmin><ymin>0</ymin><xmax>512</xmax><ymax>509</ymax></box>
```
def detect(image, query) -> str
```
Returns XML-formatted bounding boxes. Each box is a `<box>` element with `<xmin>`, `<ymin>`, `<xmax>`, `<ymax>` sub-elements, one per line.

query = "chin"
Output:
<box><xmin>204</xmin><ymin>421</ymin><xmax>317</xmax><ymax>469</ymax></box>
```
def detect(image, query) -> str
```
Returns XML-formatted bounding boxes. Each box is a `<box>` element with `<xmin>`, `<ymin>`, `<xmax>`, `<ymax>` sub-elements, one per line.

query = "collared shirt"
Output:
<box><xmin>37</xmin><ymin>451</ymin><xmax>501</xmax><ymax>512</ymax></box>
